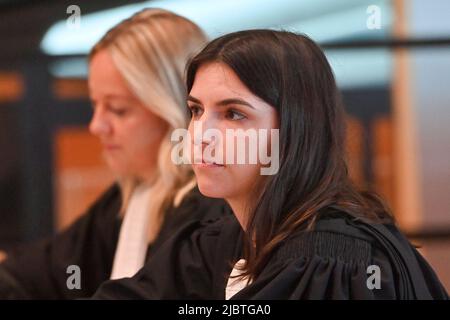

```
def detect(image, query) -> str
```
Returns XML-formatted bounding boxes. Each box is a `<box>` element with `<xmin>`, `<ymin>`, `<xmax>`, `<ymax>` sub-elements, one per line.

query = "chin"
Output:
<box><xmin>197</xmin><ymin>181</ymin><xmax>228</xmax><ymax>199</ymax></box>
<box><xmin>106</xmin><ymin>162</ymin><xmax>129</xmax><ymax>178</ymax></box>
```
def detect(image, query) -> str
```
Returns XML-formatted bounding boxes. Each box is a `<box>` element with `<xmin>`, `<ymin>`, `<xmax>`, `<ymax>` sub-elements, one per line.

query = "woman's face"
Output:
<box><xmin>188</xmin><ymin>62</ymin><xmax>278</xmax><ymax>211</ymax></box>
<box><xmin>88</xmin><ymin>49</ymin><xmax>167</xmax><ymax>181</ymax></box>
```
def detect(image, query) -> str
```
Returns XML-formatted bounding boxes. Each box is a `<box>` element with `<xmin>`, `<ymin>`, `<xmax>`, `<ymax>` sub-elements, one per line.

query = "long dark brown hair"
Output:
<box><xmin>186</xmin><ymin>30</ymin><xmax>393</xmax><ymax>281</ymax></box>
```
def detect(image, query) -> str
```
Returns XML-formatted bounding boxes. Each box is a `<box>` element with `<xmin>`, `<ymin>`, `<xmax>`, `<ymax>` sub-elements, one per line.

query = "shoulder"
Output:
<box><xmin>274</xmin><ymin>212</ymin><xmax>396</xmax><ymax>265</ymax></box>
<box><xmin>53</xmin><ymin>183</ymin><xmax>122</xmax><ymax>248</ymax></box>
<box><xmin>264</xmin><ymin>212</ymin><xmax>448</xmax><ymax>299</ymax></box>
<box><xmin>88</xmin><ymin>183</ymin><xmax>122</xmax><ymax>217</ymax></box>
<box><xmin>60</xmin><ymin>183</ymin><xmax>122</xmax><ymax>228</ymax></box>
<box><xmin>58</xmin><ymin>183</ymin><xmax>122</xmax><ymax>237</ymax></box>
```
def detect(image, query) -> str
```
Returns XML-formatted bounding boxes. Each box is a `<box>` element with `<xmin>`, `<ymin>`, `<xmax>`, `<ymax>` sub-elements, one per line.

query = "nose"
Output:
<box><xmin>89</xmin><ymin>106</ymin><xmax>111</xmax><ymax>137</ymax></box>
<box><xmin>190</xmin><ymin>112</ymin><xmax>224</xmax><ymax>161</ymax></box>
<box><xmin>191</xmin><ymin>111</ymin><xmax>218</xmax><ymax>147</ymax></box>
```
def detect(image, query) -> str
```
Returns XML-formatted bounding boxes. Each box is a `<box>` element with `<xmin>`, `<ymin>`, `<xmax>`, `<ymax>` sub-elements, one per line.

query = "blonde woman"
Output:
<box><xmin>0</xmin><ymin>9</ymin><xmax>230</xmax><ymax>299</ymax></box>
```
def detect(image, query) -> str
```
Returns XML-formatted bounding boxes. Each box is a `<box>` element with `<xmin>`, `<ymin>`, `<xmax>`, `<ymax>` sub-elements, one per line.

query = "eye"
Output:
<box><xmin>111</xmin><ymin>108</ymin><xmax>127</xmax><ymax>116</ymax></box>
<box><xmin>188</xmin><ymin>104</ymin><xmax>203</xmax><ymax>118</ymax></box>
<box><xmin>108</xmin><ymin>104</ymin><xmax>129</xmax><ymax>117</ymax></box>
<box><xmin>225</xmin><ymin>109</ymin><xmax>246</xmax><ymax>121</ymax></box>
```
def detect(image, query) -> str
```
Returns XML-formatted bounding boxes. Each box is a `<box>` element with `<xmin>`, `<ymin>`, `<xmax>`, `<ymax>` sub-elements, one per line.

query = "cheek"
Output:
<box><xmin>127</xmin><ymin>117</ymin><xmax>167</xmax><ymax>152</ymax></box>
<box><xmin>229</xmin><ymin>164</ymin><xmax>261</xmax><ymax>186</ymax></box>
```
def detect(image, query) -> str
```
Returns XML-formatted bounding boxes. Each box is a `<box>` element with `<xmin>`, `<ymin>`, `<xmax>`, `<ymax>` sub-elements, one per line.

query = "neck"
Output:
<box><xmin>226</xmin><ymin>196</ymin><xmax>250</xmax><ymax>231</ymax></box>
<box><xmin>137</xmin><ymin>169</ymin><xmax>157</xmax><ymax>187</ymax></box>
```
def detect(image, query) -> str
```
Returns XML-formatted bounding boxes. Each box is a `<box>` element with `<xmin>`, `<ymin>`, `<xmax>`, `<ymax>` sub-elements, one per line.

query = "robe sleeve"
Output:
<box><xmin>0</xmin><ymin>185</ymin><xmax>121</xmax><ymax>299</ymax></box>
<box><xmin>90</xmin><ymin>215</ymin><xmax>240</xmax><ymax>300</ymax></box>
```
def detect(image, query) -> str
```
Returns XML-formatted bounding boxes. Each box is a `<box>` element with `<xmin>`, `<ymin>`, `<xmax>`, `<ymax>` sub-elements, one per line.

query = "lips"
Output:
<box><xmin>193</xmin><ymin>157</ymin><xmax>224</xmax><ymax>167</ymax></box>
<box><xmin>196</xmin><ymin>162</ymin><xmax>224</xmax><ymax>168</ymax></box>
<box><xmin>103</xmin><ymin>144</ymin><xmax>121</xmax><ymax>151</ymax></box>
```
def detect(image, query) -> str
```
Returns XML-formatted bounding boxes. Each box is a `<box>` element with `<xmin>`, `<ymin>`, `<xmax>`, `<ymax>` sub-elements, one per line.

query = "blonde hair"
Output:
<box><xmin>90</xmin><ymin>8</ymin><xmax>206</xmax><ymax>242</ymax></box>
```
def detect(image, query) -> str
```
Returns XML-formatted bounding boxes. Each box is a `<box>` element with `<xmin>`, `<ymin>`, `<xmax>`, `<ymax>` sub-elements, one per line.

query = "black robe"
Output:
<box><xmin>0</xmin><ymin>184</ymin><xmax>231</xmax><ymax>299</ymax></box>
<box><xmin>91</xmin><ymin>212</ymin><xmax>448</xmax><ymax>300</ymax></box>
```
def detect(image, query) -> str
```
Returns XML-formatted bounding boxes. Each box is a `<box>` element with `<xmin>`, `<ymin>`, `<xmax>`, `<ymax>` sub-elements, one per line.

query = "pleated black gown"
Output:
<box><xmin>91</xmin><ymin>211</ymin><xmax>448</xmax><ymax>300</ymax></box>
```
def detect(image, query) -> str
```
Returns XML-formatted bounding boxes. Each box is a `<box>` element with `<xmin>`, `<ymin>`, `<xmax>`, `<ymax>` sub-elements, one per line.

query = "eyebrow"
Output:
<box><xmin>91</xmin><ymin>93</ymin><xmax>132</xmax><ymax>101</ymax></box>
<box><xmin>187</xmin><ymin>95</ymin><xmax>255</xmax><ymax>109</ymax></box>
<box><xmin>104</xmin><ymin>94</ymin><xmax>133</xmax><ymax>100</ymax></box>
<box><xmin>90</xmin><ymin>94</ymin><xmax>136</xmax><ymax>106</ymax></box>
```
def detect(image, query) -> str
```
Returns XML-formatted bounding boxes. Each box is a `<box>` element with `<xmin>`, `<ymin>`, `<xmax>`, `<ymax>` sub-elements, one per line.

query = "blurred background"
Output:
<box><xmin>0</xmin><ymin>0</ymin><xmax>448</xmax><ymax>291</ymax></box>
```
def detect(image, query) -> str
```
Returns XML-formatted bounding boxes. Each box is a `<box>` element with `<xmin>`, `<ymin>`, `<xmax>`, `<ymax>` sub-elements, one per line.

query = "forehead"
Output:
<box><xmin>88</xmin><ymin>49</ymin><xmax>133</xmax><ymax>99</ymax></box>
<box><xmin>190</xmin><ymin>62</ymin><xmax>255</xmax><ymax>100</ymax></box>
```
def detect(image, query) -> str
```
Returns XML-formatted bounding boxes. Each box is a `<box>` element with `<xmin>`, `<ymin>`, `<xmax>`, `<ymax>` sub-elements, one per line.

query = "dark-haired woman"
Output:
<box><xmin>91</xmin><ymin>30</ymin><xmax>448</xmax><ymax>300</ymax></box>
